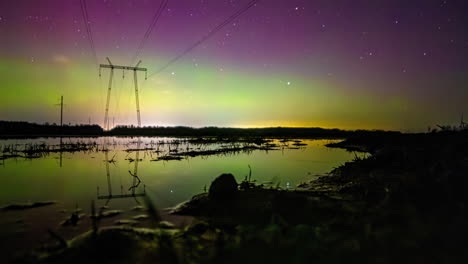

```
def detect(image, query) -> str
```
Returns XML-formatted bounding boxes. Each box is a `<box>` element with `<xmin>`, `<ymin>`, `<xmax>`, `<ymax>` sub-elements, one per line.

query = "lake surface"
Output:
<box><xmin>0</xmin><ymin>137</ymin><xmax>356</xmax><ymax>258</ymax></box>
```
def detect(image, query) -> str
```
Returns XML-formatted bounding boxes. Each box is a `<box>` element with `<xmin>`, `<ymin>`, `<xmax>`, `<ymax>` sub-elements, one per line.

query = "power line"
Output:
<box><xmin>79</xmin><ymin>0</ymin><xmax>99</xmax><ymax>65</ymax></box>
<box><xmin>148</xmin><ymin>0</ymin><xmax>260</xmax><ymax>78</ymax></box>
<box><xmin>131</xmin><ymin>0</ymin><xmax>169</xmax><ymax>64</ymax></box>
<box><xmin>82</xmin><ymin>0</ymin><xmax>97</xmax><ymax>63</ymax></box>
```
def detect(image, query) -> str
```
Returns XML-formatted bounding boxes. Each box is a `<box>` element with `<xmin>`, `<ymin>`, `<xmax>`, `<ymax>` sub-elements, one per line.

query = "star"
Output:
<box><xmin>287</xmin><ymin>81</ymin><xmax>291</xmax><ymax>85</ymax></box>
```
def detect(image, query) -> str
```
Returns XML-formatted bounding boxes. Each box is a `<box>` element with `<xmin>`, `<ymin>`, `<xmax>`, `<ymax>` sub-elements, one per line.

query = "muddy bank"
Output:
<box><xmin>170</xmin><ymin>131</ymin><xmax>468</xmax><ymax>262</ymax></box>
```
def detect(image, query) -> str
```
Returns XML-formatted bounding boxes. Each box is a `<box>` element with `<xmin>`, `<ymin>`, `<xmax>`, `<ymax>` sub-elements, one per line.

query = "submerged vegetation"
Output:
<box><xmin>0</xmin><ymin>140</ymin><xmax>103</xmax><ymax>160</ymax></box>
<box><xmin>0</xmin><ymin>137</ymin><xmax>306</xmax><ymax>162</ymax></box>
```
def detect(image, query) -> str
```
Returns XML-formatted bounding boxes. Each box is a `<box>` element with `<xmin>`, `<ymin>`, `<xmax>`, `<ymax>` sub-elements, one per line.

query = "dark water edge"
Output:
<box><xmin>7</xmin><ymin>130</ymin><xmax>468</xmax><ymax>263</ymax></box>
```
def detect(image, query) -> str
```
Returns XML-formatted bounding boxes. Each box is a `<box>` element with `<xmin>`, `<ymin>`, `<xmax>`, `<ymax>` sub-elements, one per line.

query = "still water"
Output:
<box><xmin>0</xmin><ymin>137</ymin><xmax>355</xmax><ymax>256</ymax></box>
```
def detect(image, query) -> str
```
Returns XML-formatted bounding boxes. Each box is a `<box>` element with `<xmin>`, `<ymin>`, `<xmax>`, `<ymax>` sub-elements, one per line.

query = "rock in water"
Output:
<box><xmin>209</xmin><ymin>173</ymin><xmax>238</xmax><ymax>200</ymax></box>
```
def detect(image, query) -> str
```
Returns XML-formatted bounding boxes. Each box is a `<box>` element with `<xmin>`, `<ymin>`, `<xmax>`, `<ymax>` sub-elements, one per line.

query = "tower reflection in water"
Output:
<box><xmin>97</xmin><ymin>140</ymin><xmax>146</xmax><ymax>207</ymax></box>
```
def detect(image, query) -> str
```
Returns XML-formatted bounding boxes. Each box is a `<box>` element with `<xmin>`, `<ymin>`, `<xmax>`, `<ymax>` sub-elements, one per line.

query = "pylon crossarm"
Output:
<box><xmin>99</xmin><ymin>64</ymin><xmax>147</xmax><ymax>72</ymax></box>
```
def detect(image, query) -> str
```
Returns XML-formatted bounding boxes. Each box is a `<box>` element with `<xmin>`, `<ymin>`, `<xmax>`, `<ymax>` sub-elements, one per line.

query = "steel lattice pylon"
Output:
<box><xmin>99</xmin><ymin>57</ymin><xmax>147</xmax><ymax>130</ymax></box>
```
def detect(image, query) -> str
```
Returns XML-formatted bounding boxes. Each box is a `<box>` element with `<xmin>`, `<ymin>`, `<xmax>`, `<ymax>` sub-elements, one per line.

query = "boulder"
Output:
<box><xmin>209</xmin><ymin>173</ymin><xmax>238</xmax><ymax>200</ymax></box>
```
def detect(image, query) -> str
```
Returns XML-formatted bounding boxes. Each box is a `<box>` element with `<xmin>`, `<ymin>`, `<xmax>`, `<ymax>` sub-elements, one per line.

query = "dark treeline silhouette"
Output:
<box><xmin>0</xmin><ymin>121</ymin><xmax>103</xmax><ymax>137</ymax></box>
<box><xmin>108</xmin><ymin>125</ymin><xmax>401</xmax><ymax>138</ymax></box>
<box><xmin>0</xmin><ymin>120</ymin><xmax>403</xmax><ymax>138</ymax></box>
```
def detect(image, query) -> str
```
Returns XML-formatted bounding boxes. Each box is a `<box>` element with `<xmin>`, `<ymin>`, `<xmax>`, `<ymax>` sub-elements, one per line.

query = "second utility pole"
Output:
<box><xmin>60</xmin><ymin>95</ymin><xmax>63</xmax><ymax>127</ymax></box>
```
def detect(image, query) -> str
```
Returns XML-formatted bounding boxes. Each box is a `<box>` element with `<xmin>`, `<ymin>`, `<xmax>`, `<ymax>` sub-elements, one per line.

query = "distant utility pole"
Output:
<box><xmin>99</xmin><ymin>57</ymin><xmax>147</xmax><ymax>130</ymax></box>
<box><xmin>54</xmin><ymin>96</ymin><xmax>64</xmax><ymax>127</ymax></box>
<box><xmin>60</xmin><ymin>96</ymin><xmax>63</xmax><ymax>127</ymax></box>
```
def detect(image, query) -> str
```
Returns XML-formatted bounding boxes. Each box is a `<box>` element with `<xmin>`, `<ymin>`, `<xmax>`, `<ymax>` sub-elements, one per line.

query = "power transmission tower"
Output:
<box><xmin>99</xmin><ymin>58</ymin><xmax>147</xmax><ymax>130</ymax></box>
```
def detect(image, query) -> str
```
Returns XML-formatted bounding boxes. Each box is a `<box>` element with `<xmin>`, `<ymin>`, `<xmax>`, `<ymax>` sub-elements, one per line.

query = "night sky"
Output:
<box><xmin>0</xmin><ymin>0</ymin><xmax>467</xmax><ymax>131</ymax></box>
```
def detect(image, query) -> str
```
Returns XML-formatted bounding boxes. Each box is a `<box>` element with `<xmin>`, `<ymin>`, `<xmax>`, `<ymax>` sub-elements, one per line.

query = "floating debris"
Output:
<box><xmin>61</xmin><ymin>213</ymin><xmax>86</xmax><ymax>226</ymax></box>
<box><xmin>125</xmin><ymin>148</ymin><xmax>155</xmax><ymax>152</ymax></box>
<box><xmin>131</xmin><ymin>205</ymin><xmax>145</xmax><ymax>211</ymax></box>
<box><xmin>0</xmin><ymin>154</ymin><xmax>22</xmax><ymax>160</ymax></box>
<box><xmin>1</xmin><ymin>200</ymin><xmax>57</xmax><ymax>211</ymax></box>
<box><xmin>90</xmin><ymin>210</ymin><xmax>123</xmax><ymax>219</ymax></box>
<box><xmin>151</xmin><ymin>156</ymin><xmax>184</xmax><ymax>161</ymax></box>
<box><xmin>126</xmin><ymin>158</ymin><xmax>143</xmax><ymax>163</ymax></box>
<box><xmin>114</xmin><ymin>219</ymin><xmax>138</xmax><ymax>226</ymax></box>
<box><xmin>132</xmin><ymin>214</ymin><xmax>149</xmax><ymax>220</ymax></box>
<box><xmin>158</xmin><ymin>221</ymin><xmax>176</xmax><ymax>229</ymax></box>
<box><xmin>292</xmin><ymin>142</ymin><xmax>307</xmax><ymax>146</ymax></box>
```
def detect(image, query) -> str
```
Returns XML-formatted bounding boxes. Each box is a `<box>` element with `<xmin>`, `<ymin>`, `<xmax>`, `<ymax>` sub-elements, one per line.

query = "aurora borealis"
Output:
<box><xmin>1</xmin><ymin>0</ymin><xmax>467</xmax><ymax>131</ymax></box>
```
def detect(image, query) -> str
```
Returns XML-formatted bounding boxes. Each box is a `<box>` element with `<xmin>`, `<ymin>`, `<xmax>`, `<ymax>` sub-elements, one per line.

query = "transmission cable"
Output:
<box><xmin>148</xmin><ymin>0</ymin><xmax>260</xmax><ymax>77</ymax></box>
<box><xmin>131</xmin><ymin>0</ymin><xmax>169</xmax><ymax>64</ymax></box>
<box><xmin>79</xmin><ymin>0</ymin><xmax>99</xmax><ymax>66</ymax></box>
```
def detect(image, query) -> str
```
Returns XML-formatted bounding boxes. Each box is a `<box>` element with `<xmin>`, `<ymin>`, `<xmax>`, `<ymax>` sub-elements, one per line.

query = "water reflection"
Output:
<box><xmin>0</xmin><ymin>137</ymin><xmax>356</xmax><ymax>210</ymax></box>
<box><xmin>97</xmin><ymin>141</ymin><xmax>146</xmax><ymax>207</ymax></box>
<box><xmin>0</xmin><ymin>137</ymin><xmax>358</xmax><ymax>260</ymax></box>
